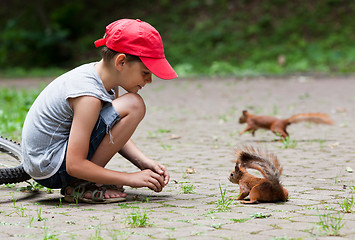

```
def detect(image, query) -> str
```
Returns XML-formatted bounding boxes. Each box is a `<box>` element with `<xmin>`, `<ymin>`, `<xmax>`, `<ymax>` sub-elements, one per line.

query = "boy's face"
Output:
<box><xmin>120</xmin><ymin>61</ymin><xmax>152</xmax><ymax>93</ymax></box>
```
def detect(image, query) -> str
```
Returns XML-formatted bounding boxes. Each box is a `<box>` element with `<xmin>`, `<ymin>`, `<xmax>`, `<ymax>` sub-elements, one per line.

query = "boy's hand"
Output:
<box><xmin>151</xmin><ymin>163</ymin><xmax>170</xmax><ymax>186</ymax></box>
<box><xmin>139</xmin><ymin>159</ymin><xmax>170</xmax><ymax>186</ymax></box>
<box><xmin>129</xmin><ymin>169</ymin><xmax>165</xmax><ymax>192</ymax></box>
<box><xmin>118</xmin><ymin>140</ymin><xmax>170</xmax><ymax>189</ymax></box>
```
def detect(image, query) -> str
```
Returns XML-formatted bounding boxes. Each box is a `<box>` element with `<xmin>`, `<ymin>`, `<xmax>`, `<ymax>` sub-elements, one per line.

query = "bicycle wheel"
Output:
<box><xmin>0</xmin><ymin>136</ymin><xmax>31</xmax><ymax>184</ymax></box>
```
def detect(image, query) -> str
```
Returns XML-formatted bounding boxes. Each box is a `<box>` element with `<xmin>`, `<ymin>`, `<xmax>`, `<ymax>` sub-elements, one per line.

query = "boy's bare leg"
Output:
<box><xmin>66</xmin><ymin>93</ymin><xmax>146</xmax><ymax>200</ymax></box>
<box><xmin>90</xmin><ymin>93</ymin><xmax>146</xmax><ymax>167</ymax></box>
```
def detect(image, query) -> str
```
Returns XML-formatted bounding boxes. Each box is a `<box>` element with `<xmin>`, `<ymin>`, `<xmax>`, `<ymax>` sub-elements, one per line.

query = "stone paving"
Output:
<box><xmin>0</xmin><ymin>76</ymin><xmax>354</xmax><ymax>239</ymax></box>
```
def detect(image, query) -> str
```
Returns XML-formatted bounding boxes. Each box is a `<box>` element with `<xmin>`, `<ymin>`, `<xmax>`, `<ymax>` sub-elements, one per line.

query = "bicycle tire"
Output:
<box><xmin>0</xmin><ymin>136</ymin><xmax>31</xmax><ymax>184</ymax></box>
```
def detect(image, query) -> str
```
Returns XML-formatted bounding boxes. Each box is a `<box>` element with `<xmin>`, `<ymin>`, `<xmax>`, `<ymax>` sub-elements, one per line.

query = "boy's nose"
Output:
<box><xmin>146</xmin><ymin>74</ymin><xmax>152</xmax><ymax>83</ymax></box>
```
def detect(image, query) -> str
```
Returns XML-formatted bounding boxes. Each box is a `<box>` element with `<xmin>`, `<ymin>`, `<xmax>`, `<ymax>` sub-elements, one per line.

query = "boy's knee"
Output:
<box><xmin>112</xmin><ymin>93</ymin><xmax>146</xmax><ymax>119</ymax></box>
<box><xmin>124</xmin><ymin>93</ymin><xmax>146</xmax><ymax>113</ymax></box>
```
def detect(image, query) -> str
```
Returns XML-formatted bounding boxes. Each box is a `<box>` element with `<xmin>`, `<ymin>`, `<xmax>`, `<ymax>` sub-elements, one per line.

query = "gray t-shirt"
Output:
<box><xmin>22</xmin><ymin>62</ymin><xmax>115</xmax><ymax>179</ymax></box>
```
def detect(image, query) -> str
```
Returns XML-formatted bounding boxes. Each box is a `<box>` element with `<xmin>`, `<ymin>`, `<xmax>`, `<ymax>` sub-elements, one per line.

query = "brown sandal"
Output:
<box><xmin>61</xmin><ymin>181</ymin><xmax>126</xmax><ymax>204</ymax></box>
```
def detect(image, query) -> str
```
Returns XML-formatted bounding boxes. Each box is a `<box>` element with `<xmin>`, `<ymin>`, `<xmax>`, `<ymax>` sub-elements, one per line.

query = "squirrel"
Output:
<box><xmin>228</xmin><ymin>146</ymin><xmax>288</xmax><ymax>204</ymax></box>
<box><xmin>239</xmin><ymin>110</ymin><xmax>333</xmax><ymax>139</ymax></box>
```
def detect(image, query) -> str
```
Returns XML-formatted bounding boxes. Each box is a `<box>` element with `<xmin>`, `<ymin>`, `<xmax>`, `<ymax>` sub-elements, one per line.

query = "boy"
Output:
<box><xmin>22</xmin><ymin>19</ymin><xmax>178</xmax><ymax>203</ymax></box>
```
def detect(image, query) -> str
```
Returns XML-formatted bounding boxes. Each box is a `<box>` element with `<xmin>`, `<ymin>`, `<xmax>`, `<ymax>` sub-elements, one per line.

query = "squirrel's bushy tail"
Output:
<box><xmin>287</xmin><ymin>113</ymin><xmax>333</xmax><ymax>125</ymax></box>
<box><xmin>235</xmin><ymin>146</ymin><xmax>282</xmax><ymax>184</ymax></box>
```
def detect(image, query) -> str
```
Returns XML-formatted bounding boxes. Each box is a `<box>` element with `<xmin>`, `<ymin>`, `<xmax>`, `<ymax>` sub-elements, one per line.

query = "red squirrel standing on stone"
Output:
<box><xmin>239</xmin><ymin>110</ymin><xmax>333</xmax><ymax>139</ymax></box>
<box><xmin>228</xmin><ymin>146</ymin><xmax>288</xmax><ymax>204</ymax></box>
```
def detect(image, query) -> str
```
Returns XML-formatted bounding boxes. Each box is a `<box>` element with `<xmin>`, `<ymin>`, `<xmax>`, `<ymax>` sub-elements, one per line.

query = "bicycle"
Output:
<box><xmin>0</xmin><ymin>136</ymin><xmax>31</xmax><ymax>184</ymax></box>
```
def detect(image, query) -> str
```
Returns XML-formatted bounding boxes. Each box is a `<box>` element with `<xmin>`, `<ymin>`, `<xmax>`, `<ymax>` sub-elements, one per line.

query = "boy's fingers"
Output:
<box><xmin>152</xmin><ymin>164</ymin><xmax>164</xmax><ymax>175</ymax></box>
<box><xmin>154</xmin><ymin>164</ymin><xmax>169</xmax><ymax>186</ymax></box>
<box><xmin>150</xmin><ymin>172</ymin><xmax>165</xmax><ymax>191</ymax></box>
<box><xmin>164</xmin><ymin>173</ymin><xmax>170</xmax><ymax>185</ymax></box>
<box><xmin>141</xmin><ymin>170</ymin><xmax>163</xmax><ymax>192</ymax></box>
<box><xmin>148</xmin><ymin>179</ymin><xmax>161</xmax><ymax>192</ymax></box>
<box><xmin>141</xmin><ymin>169</ymin><xmax>166</xmax><ymax>192</ymax></box>
<box><xmin>154</xmin><ymin>172</ymin><xmax>165</xmax><ymax>188</ymax></box>
<box><xmin>161</xmin><ymin>168</ymin><xmax>169</xmax><ymax>185</ymax></box>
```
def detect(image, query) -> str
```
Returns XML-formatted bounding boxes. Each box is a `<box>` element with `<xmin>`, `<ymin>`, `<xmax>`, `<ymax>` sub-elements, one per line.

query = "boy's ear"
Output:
<box><xmin>114</xmin><ymin>54</ymin><xmax>127</xmax><ymax>70</ymax></box>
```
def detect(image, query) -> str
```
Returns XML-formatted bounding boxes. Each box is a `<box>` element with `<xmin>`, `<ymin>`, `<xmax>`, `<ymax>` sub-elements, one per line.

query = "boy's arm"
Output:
<box><xmin>119</xmin><ymin>140</ymin><xmax>170</xmax><ymax>186</ymax></box>
<box><xmin>66</xmin><ymin>96</ymin><xmax>165</xmax><ymax>192</ymax></box>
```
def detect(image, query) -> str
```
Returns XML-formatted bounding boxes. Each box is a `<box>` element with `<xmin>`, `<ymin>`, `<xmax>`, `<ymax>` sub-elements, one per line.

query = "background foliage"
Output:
<box><xmin>1</xmin><ymin>0</ymin><xmax>354</xmax><ymax>77</ymax></box>
<box><xmin>0</xmin><ymin>87</ymin><xmax>42</xmax><ymax>139</ymax></box>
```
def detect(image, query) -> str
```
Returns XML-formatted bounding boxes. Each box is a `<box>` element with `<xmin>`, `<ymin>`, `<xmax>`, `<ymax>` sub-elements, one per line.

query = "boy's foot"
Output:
<box><xmin>61</xmin><ymin>181</ymin><xmax>126</xmax><ymax>204</ymax></box>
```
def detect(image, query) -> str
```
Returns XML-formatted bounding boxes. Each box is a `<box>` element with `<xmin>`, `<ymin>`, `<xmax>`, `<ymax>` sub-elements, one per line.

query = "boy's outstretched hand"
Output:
<box><xmin>149</xmin><ymin>162</ymin><xmax>170</xmax><ymax>186</ymax></box>
<box><xmin>138</xmin><ymin>159</ymin><xmax>170</xmax><ymax>189</ymax></box>
<box><xmin>118</xmin><ymin>140</ymin><xmax>170</xmax><ymax>191</ymax></box>
<box><xmin>129</xmin><ymin>169</ymin><xmax>166</xmax><ymax>192</ymax></box>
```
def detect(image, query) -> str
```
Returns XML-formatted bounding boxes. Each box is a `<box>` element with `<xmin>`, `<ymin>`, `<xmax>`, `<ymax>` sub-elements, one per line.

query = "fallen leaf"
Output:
<box><xmin>186</xmin><ymin>168</ymin><xmax>196</xmax><ymax>174</ymax></box>
<box><xmin>169</xmin><ymin>134</ymin><xmax>181</xmax><ymax>140</ymax></box>
<box><xmin>328</xmin><ymin>142</ymin><xmax>339</xmax><ymax>149</ymax></box>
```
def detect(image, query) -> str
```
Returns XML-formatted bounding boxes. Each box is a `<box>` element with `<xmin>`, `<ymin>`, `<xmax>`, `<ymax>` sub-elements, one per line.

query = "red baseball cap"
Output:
<box><xmin>95</xmin><ymin>19</ymin><xmax>178</xmax><ymax>80</ymax></box>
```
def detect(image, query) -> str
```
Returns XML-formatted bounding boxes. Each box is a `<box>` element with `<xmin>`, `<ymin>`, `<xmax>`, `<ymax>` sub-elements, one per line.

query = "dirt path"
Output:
<box><xmin>0</xmin><ymin>76</ymin><xmax>354</xmax><ymax>239</ymax></box>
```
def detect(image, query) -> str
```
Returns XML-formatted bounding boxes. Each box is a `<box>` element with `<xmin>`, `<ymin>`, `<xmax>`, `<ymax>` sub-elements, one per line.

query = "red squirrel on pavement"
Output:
<box><xmin>239</xmin><ymin>110</ymin><xmax>333</xmax><ymax>139</ymax></box>
<box><xmin>228</xmin><ymin>146</ymin><xmax>288</xmax><ymax>204</ymax></box>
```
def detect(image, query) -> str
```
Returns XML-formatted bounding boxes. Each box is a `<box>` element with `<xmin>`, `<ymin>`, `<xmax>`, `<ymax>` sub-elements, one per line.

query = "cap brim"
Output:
<box><xmin>140</xmin><ymin>56</ymin><xmax>178</xmax><ymax>80</ymax></box>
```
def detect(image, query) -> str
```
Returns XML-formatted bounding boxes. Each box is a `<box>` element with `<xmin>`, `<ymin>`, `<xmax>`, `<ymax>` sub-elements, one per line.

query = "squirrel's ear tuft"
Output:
<box><xmin>235</xmin><ymin>163</ymin><xmax>240</xmax><ymax>171</ymax></box>
<box><xmin>242</xmin><ymin>110</ymin><xmax>248</xmax><ymax>115</ymax></box>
